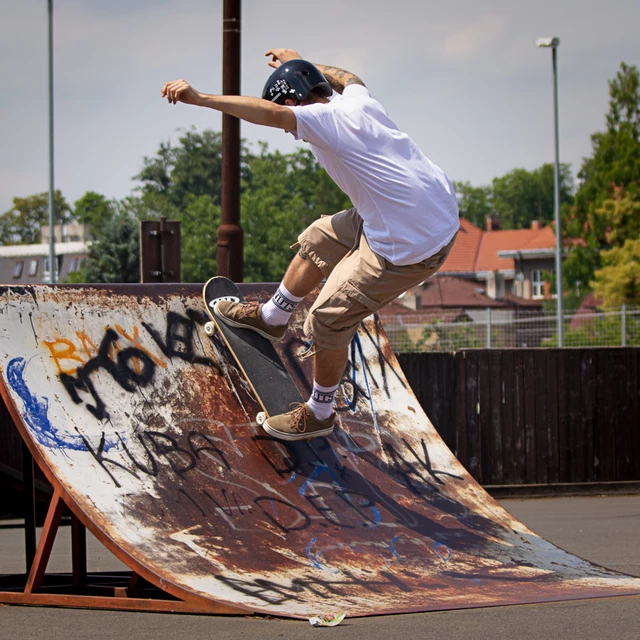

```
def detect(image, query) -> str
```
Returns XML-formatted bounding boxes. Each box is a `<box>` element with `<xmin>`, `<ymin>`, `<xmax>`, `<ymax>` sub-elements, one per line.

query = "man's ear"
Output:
<box><xmin>284</xmin><ymin>98</ymin><xmax>298</xmax><ymax>107</ymax></box>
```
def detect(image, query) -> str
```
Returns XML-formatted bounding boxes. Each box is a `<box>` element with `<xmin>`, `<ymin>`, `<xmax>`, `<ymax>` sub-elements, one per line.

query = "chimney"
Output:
<box><xmin>486</xmin><ymin>271</ymin><xmax>505</xmax><ymax>300</ymax></box>
<box><xmin>401</xmin><ymin>294</ymin><xmax>422</xmax><ymax>311</ymax></box>
<box><xmin>486</xmin><ymin>215</ymin><xmax>501</xmax><ymax>232</ymax></box>
<box><xmin>531</xmin><ymin>220</ymin><xmax>542</xmax><ymax>231</ymax></box>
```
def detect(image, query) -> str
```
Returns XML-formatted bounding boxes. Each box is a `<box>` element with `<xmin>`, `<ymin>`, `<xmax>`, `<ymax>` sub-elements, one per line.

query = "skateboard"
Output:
<box><xmin>202</xmin><ymin>277</ymin><xmax>302</xmax><ymax>426</ymax></box>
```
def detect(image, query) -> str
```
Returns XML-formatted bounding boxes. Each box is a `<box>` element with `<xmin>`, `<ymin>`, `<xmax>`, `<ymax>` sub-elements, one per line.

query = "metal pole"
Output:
<box><xmin>621</xmin><ymin>303</ymin><xmax>627</xmax><ymax>347</ymax></box>
<box><xmin>487</xmin><ymin>308</ymin><xmax>492</xmax><ymax>349</ymax></box>
<box><xmin>47</xmin><ymin>0</ymin><xmax>56</xmax><ymax>283</ymax></box>
<box><xmin>22</xmin><ymin>441</ymin><xmax>37</xmax><ymax>573</ymax></box>
<box><xmin>217</xmin><ymin>0</ymin><xmax>243</xmax><ymax>281</ymax></box>
<box><xmin>551</xmin><ymin>46</ymin><xmax>563</xmax><ymax>346</ymax></box>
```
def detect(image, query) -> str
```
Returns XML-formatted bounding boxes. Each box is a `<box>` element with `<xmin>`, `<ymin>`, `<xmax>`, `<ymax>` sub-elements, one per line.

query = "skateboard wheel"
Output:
<box><xmin>256</xmin><ymin>412</ymin><xmax>267</xmax><ymax>425</ymax></box>
<box><xmin>205</xmin><ymin>322</ymin><xmax>216</xmax><ymax>336</ymax></box>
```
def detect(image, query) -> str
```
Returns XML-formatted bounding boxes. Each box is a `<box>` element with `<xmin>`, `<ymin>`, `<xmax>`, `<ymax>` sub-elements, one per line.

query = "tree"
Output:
<box><xmin>73</xmin><ymin>191</ymin><xmax>116</xmax><ymax>235</ymax></box>
<box><xmin>135</xmin><ymin>128</ymin><xmax>241</xmax><ymax>212</ymax></box>
<box><xmin>241</xmin><ymin>147</ymin><xmax>351</xmax><ymax>282</ymax></box>
<box><xmin>453</xmin><ymin>181</ymin><xmax>492</xmax><ymax>228</ymax></box>
<box><xmin>134</xmin><ymin>131</ymin><xmax>351</xmax><ymax>283</ymax></box>
<box><xmin>0</xmin><ymin>191</ymin><xmax>72</xmax><ymax>245</ymax></box>
<box><xmin>565</xmin><ymin>63</ymin><xmax>640</xmax><ymax>289</ymax></box>
<box><xmin>591</xmin><ymin>237</ymin><xmax>640</xmax><ymax>306</ymax></box>
<box><xmin>491</xmin><ymin>164</ymin><xmax>573</xmax><ymax>230</ymax></box>
<box><xmin>178</xmin><ymin>195</ymin><xmax>221</xmax><ymax>283</ymax></box>
<box><xmin>83</xmin><ymin>212</ymin><xmax>140</xmax><ymax>283</ymax></box>
<box><xmin>574</xmin><ymin>63</ymin><xmax>640</xmax><ymax>213</ymax></box>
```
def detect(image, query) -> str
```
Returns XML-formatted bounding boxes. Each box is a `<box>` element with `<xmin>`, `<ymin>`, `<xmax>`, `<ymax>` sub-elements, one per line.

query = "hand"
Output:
<box><xmin>265</xmin><ymin>48</ymin><xmax>303</xmax><ymax>69</ymax></box>
<box><xmin>161</xmin><ymin>79</ymin><xmax>201</xmax><ymax>106</ymax></box>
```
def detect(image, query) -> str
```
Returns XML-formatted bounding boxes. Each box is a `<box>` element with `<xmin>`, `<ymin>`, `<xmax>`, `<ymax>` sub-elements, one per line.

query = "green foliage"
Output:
<box><xmin>594</xmin><ymin>192</ymin><xmax>640</xmax><ymax>247</ymax></box>
<box><xmin>133</xmin><ymin>131</ymin><xmax>350</xmax><ymax>283</ymax></box>
<box><xmin>65</xmin><ymin>265</ymin><xmax>88</xmax><ymax>284</ymax></box>
<box><xmin>491</xmin><ymin>164</ymin><xmax>574</xmax><ymax>230</ymax></box>
<box><xmin>591</xmin><ymin>238</ymin><xmax>640</xmax><ymax>306</ymax></box>
<box><xmin>453</xmin><ymin>181</ymin><xmax>492</xmax><ymax>228</ymax></box>
<box><xmin>135</xmin><ymin>128</ymin><xmax>233</xmax><ymax>211</ymax></box>
<box><xmin>566</xmin><ymin>62</ymin><xmax>640</xmax><ymax>290</ymax></box>
<box><xmin>575</xmin><ymin>63</ymin><xmax>640</xmax><ymax>213</ymax></box>
<box><xmin>0</xmin><ymin>191</ymin><xmax>72</xmax><ymax>245</ymax></box>
<box><xmin>543</xmin><ymin>310</ymin><xmax>640</xmax><ymax>347</ymax></box>
<box><xmin>452</xmin><ymin>163</ymin><xmax>574</xmax><ymax>232</ymax></box>
<box><xmin>385</xmin><ymin>326</ymin><xmax>415</xmax><ymax>353</ymax></box>
<box><xmin>83</xmin><ymin>212</ymin><xmax>140</xmax><ymax>283</ymax></box>
<box><xmin>178</xmin><ymin>195</ymin><xmax>221</xmax><ymax>283</ymax></box>
<box><xmin>242</xmin><ymin>146</ymin><xmax>351</xmax><ymax>282</ymax></box>
<box><xmin>419</xmin><ymin>319</ymin><xmax>484</xmax><ymax>351</ymax></box>
<box><xmin>73</xmin><ymin>191</ymin><xmax>116</xmax><ymax>235</ymax></box>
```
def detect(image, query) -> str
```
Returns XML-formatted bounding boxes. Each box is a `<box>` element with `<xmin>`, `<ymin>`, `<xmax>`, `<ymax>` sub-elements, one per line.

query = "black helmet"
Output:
<box><xmin>262</xmin><ymin>60</ymin><xmax>332</xmax><ymax>105</ymax></box>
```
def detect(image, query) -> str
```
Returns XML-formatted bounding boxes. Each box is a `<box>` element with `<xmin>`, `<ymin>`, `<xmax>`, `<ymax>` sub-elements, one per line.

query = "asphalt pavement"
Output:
<box><xmin>1</xmin><ymin>495</ymin><xmax>639</xmax><ymax>640</ymax></box>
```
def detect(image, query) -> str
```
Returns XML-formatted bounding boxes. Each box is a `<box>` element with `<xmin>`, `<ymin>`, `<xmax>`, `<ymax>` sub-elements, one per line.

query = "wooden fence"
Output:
<box><xmin>398</xmin><ymin>348</ymin><xmax>640</xmax><ymax>486</ymax></box>
<box><xmin>1</xmin><ymin>348</ymin><xmax>639</xmax><ymax>498</ymax></box>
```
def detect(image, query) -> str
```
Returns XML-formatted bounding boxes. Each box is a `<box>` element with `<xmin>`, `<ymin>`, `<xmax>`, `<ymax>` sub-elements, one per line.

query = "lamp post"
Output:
<box><xmin>536</xmin><ymin>36</ymin><xmax>563</xmax><ymax>346</ymax></box>
<box><xmin>47</xmin><ymin>0</ymin><xmax>56</xmax><ymax>283</ymax></box>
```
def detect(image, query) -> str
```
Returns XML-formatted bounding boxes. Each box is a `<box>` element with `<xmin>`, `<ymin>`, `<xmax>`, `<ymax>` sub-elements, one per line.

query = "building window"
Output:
<box><xmin>12</xmin><ymin>261</ymin><xmax>24</xmax><ymax>278</ymax></box>
<box><xmin>531</xmin><ymin>270</ymin><xmax>544</xmax><ymax>299</ymax></box>
<box><xmin>68</xmin><ymin>256</ymin><xmax>84</xmax><ymax>273</ymax></box>
<box><xmin>43</xmin><ymin>257</ymin><xmax>60</xmax><ymax>283</ymax></box>
<box><xmin>27</xmin><ymin>259</ymin><xmax>38</xmax><ymax>277</ymax></box>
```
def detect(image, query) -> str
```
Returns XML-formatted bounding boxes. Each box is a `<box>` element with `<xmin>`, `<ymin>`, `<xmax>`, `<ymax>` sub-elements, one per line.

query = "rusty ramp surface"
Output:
<box><xmin>0</xmin><ymin>283</ymin><xmax>639</xmax><ymax>618</ymax></box>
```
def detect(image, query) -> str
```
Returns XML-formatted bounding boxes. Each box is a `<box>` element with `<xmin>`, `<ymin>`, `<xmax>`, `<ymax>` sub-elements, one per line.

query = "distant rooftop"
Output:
<box><xmin>440</xmin><ymin>217</ymin><xmax>556</xmax><ymax>276</ymax></box>
<box><xmin>0</xmin><ymin>241</ymin><xmax>91</xmax><ymax>258</ymax></box>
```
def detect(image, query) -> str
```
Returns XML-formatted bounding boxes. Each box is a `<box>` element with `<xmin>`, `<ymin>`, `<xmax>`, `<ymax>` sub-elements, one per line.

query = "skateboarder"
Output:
<box><xmin>162</xmin><ymin>48</ymin><xmax>459</xmax><ymax>442</ymax></box>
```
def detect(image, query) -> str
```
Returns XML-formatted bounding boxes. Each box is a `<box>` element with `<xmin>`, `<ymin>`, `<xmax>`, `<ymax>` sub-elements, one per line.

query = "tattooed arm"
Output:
<box><xmin>312</xmin><ymin>64</ymin><xmax>365</xmax><ymax>94</ymax></box>
<box><xmin>265</xmin><ymin>48</ymin><xmax>365</xmax><ymax>94</ymax></box>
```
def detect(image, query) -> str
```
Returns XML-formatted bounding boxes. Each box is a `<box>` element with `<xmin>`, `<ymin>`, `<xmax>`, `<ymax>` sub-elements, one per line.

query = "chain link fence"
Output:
<box><xmin>382</xmin><ymin>305</ymin><xmax>640</xmax><ymax>352</ymax></box>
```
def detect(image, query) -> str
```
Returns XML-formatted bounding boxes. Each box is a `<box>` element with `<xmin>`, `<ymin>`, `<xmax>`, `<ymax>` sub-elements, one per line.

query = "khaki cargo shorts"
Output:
<box><xmin>297</xmin><ymin>207</ymin><xmax>456</xmax><ymax>351</ymax></box>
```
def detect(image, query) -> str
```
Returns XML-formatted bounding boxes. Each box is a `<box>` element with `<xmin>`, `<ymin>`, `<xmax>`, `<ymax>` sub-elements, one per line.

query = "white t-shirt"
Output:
<box><xmin>287</xmin><ymin>84</ymin><xmax>459</xmax><ymax>266</ymax></box>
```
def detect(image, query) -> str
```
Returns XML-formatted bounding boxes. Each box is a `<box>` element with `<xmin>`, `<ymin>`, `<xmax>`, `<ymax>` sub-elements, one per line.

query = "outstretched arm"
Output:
<box><xmin>161</xmin><ymin>79</ymin><xmax>296</xmax><ymax>131</ymax></box>
<box><xmin>265</xmin><ymin>48</ymin><xmax>365</xmax><ymax>94</ymax></box>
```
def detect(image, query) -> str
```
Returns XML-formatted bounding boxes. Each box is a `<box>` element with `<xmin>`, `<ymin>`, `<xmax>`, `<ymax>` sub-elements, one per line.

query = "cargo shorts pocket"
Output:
<box><xmin>312</xmin><ymin>279</ymin><xmax>380</xmax><ymax>332</ymax></box>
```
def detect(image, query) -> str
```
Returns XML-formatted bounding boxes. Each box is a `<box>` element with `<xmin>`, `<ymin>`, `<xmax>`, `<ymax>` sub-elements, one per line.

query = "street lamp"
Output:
<box><xmin>536</xmin><ymin>36</ymin><xmax>563</xmax><ymax>347</ymax></box>
<box><xmin>47</xmin><ymin>0</ymin><xmax>56</xmax><ymax>284</ymax></box>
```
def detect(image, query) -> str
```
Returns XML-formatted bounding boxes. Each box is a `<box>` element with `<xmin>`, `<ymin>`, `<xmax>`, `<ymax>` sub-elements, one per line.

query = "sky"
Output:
<box><xmin>1</xmin><ymin>0</ymin><xmax>639</xmax><ymax>215</ymax></box>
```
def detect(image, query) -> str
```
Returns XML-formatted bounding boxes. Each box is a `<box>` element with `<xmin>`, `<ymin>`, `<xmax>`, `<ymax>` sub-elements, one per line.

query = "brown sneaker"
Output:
<box><xmin>262</xmin><ymin>403</ymin><xmax>335</xmax><ymax>441</ymax></box>
<box><xmin>213</xmin><ymin>300</ymin><xmax>287</xmax><ymax>342</ymax></box>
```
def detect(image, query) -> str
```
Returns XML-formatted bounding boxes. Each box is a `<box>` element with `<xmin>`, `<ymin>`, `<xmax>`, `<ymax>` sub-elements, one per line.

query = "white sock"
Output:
<box><xmin>307</xmin><ymin>381</ymin><xmax>339</xmax><ymax>420</ymax></box>
<box><xmin>261</xmin><ymin>283</ymin><xmax>304</xmax><ymax>327</ymax></box>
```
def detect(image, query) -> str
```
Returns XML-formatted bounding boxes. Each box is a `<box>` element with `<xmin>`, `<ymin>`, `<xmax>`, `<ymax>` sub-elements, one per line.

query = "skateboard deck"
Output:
<box><xmin>202</xmin><ymin>277</ymin><xmax>302</xmax><ymax>424</ymax></box>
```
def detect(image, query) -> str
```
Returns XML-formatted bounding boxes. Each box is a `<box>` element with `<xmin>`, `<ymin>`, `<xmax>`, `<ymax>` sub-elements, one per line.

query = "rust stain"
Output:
<box><xmin>0</xmin><ymin>283</ymin><xmax>639</xmax><ymax>618</ymax></box>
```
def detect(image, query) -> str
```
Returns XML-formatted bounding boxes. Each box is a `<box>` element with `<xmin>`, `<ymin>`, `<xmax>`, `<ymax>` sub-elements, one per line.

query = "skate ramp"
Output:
<box><xmin>0</xmin><ymin>283</ymin><xmax>639</xmax><ymax>618</ymax></box>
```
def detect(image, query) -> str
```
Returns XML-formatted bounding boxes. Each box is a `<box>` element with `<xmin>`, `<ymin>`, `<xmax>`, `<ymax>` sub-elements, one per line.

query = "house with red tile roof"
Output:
<box><xmin>379</xmin><ymin>276</ymin><xmax>544</xmax><ymax>349</ymax></box>
<box><xmin>438</xmin><ymin>217</ymin><xmax>557</xmax><ymax>300</ymax></box>
<box><xmin>378</xmin><ymin>217</ymin><xmax>555</xmax><ymax>349</ymax></box>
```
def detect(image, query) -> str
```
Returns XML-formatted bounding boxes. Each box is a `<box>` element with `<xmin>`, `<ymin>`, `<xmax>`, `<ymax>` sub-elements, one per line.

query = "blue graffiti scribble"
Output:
<box><xmin>389</xmin><ymin>535</ymin><xmax>453</xmax><ymax>563</ymax></box>
<box><xmin>389</xmin><ymin>534</ymin><xmax>402</xmax><ymax>558</ymax></box>
<box><xmin>305</xmin><ymin>538</ymin><xmax>340</xmax><ymax>574</ymax></box>
<box><xmin>298</xmin><ymin>464</ymin><xmax>343</xmax><ymax>497</ymax></box>
<box><xmin>351</xmin><ymin>334</ymin><xmax>380</xmax><ymax>436</ymax></box>
<box><xmin>7</xmin><ymin>357</ymin><xmax>118</xmax><ymax>453</ymax></box>
<box><xmin>306</xmin><ymin>537</ymin><xmax>323</xmax><ymax>570</ymax></box>
<box><xmin>434</xmin><ymin>542</ymin><xmax>453</xmax><ymax>562</ymax></box>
